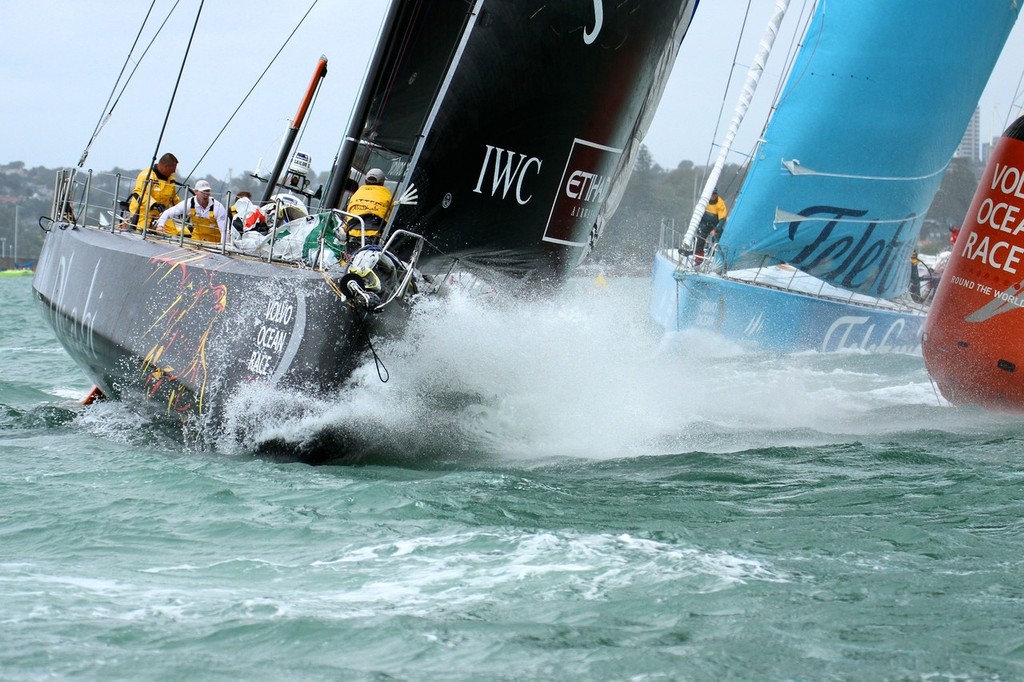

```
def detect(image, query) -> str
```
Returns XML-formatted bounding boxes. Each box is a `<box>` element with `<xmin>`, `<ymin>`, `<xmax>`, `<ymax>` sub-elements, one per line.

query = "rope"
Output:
<box><xmin>78</xmin><ymin>0</ymin><xmax>183</xmax><ymax>168</ymax></box>
<box><xmin>359</xmin><ymin>310</ymin><xmax>390</xmax><ymax>383</ymax></box>
<box><xmin>184</xmin><ymin>0</ymin><xmax>321</xmax><ymax>182</ymax></box>
<box><xmin>313</xmin><ymin>231</ymin><xmax>479</xmax><ymax>384</ymax></box>
<box><xmin>145</xmin><ymin>0</ymin><xmax>204</xmax><ymax>181</ymax></box>
<box><xmin>320</xmin><ymin>269</ymin><xmax>347</xmax><ymax>298</ymax></box>
<box><xmin>131</xmin><ymin>0</ymin><xmax>202</xmax><ymax>231</ymax></box>
<box><xmin>684</xmin><ymin>0</ymin><xmax>790</xmax><ymax>249</ymax></box>
<box><xmin>1006</xmin><ymin>66</ymin><xmax>1024</xmax><ymax>130</ymax></box>
<box><xmin>320</xmin><ymin>270</ymin><xmax>390</xmax><ymax>383</ymax></box>
<box><xmin>927</xmin><ymin>374</ymin><xmax>946</xmax><ymax>407</ymax></box>
<box><xmin>696</xmin><ymin>0</ymin><xmax>756</xmax><ymax>192</ymax></box>
<box><xmin>291</xmin><ymin>78</ymin><xmax>322</xmax><ymax>167</ymax></box>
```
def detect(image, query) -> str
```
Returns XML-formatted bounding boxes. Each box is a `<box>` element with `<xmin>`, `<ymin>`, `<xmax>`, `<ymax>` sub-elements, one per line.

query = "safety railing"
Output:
<box><xmin>654</xmin><ymin>215</ymin><xmax>924</xmax><ymax>313</ymax></box>
<box><xmin>47</xmin><ymin>169</ymin><xmax>361</xmax><ymax>272</ymax></box>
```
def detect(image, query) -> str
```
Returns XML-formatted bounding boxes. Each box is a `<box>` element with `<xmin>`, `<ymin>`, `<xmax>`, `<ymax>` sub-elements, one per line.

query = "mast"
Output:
<box><xmin>322</xmin><ymin>0</ymin><xmax>405</xmax><ymax>210</ymax></box>
<box><xmin>260</xmin><ymin>56</ymin><xmax>329</xmax><ymax>204</ymax></box>
<box><xmin>682</xmin><ymin>0</ymin><xmax>789</xmax><ymax>252</ymax></box>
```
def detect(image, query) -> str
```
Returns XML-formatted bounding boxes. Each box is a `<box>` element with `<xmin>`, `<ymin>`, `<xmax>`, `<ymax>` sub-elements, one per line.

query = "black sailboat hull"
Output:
<box><xmin>32</xmin><ymin>225</ymin><xmax>395</xmax><ymax>434</ymax></box>
<box><xmin>32</xmin><ymin>0</ymin><xmax>701</xmax><ymax>460</ymax></box>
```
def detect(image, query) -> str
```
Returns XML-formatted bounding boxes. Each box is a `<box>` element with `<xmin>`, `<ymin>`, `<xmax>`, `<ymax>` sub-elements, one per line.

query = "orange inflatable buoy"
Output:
<box><xmin>922</xmin><ymin>114</ymin><xmax>1024</xmax><ymax>409</ymax></box>
<box><xmin>82</xmin><ymin>386</ymin><xmax>106</xmax><ymax>405</ymax></box>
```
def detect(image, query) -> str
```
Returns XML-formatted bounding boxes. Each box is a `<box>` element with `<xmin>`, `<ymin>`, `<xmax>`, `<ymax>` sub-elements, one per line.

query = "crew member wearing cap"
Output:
<box><xmin>155</xmin><ymin>179</ymin><xmax>228</xmax><ymax>243</ymax></box>
<box><xmin>126</xmin><ymin>152</ymin><xmax>180</xmax><ymax>230</ymax></box>
<box><xmin>344</xmin><ymin>168</ymin><xmax>393</xmax><ymax>251</ymax></box>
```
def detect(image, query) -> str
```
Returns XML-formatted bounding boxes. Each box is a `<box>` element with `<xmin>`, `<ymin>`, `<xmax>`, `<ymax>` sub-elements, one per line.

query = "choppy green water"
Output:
<box><xmin>3</xmin><ymin>276</ymin><xmax>1023</xmax><ymax>681</ymax></box>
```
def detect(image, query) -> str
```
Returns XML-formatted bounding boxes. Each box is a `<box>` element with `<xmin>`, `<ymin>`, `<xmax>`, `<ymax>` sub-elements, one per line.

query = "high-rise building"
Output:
<box><xmin>955</xmin><ymin>107</ymin><xmax>982</xmax><ymax>162</ymax></box>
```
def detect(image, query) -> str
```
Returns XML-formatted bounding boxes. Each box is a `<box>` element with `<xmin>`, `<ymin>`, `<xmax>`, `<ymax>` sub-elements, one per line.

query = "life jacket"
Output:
<box><xmin>345</xmin><ymin>184</ymin><xmax>393</xmax><ymax>221</ymax></box>
<box><xmin>347</xmin><ymin>214</ymin><xmax>383</xmax><ymax>239</ymax></box>
<box><xmin>164</xmin><ymin>197</ymin><xmax>222</xmax><ymax>242</ymax></box>
<box><xmin>128</xmin><ymin>166</ymin><xmax>180</xmax><ymax>228</ymax></box>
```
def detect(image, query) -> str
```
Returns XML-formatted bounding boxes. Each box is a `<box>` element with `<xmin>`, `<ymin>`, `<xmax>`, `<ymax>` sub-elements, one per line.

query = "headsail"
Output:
<box><xmin>323</xmin><ymin>1</ymin><xmax>476</xmax><ymax>208</ymax></box>
<box><xmin>683</xmin><ymin>0</ymin><xmax>789</xmax><ymax>252</ymax></box>
<box><xmin>335</xmin><ymin>0</ymin><xmax>701</xmax><ymax>282</ymax></box>
<box><xmin>715</xmin><ymin>0</ymin><xmax>1019</xmax><ymax>299</ymax></box>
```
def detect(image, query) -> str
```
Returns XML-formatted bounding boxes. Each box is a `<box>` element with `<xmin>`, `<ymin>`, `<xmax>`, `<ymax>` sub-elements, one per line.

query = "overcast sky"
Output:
<box><xmin>2</xmin><ymin>0</ymin><xmax>1023</xmax><ymax>181</ymax></box>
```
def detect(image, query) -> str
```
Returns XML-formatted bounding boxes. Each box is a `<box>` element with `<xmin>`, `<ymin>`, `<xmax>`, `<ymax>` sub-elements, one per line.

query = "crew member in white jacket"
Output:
<box><xmin>155</xmin><ymin>179</ymin><xmax>227</xmax><ymax>243</ymax></box>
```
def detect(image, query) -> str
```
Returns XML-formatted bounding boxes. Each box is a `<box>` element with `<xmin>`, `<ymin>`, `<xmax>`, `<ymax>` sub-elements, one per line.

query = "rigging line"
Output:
<box><xmin>355</xmin><ymin>309</ymin><xmax>390</xmax><ymax>383</ymax></box>
<box><xmin>326</xmin><ymin>0</ymin><xmax>410</xmax><ymax>191</ymax></box>
<box><xmin>760</xmin><ymin>0</ymin><xmax>811</xmax><ymax>130</ymax></box>
<box><xmin>320</xmin><ymin>3</ymin><xmax>397</xmax><ymax>201</ymax></box>
<box><xmin>144</xmin><ymin>0</ymin><xmax>204</xmax><ymax>195</ymax></box>
<box><xmin>1006</xmin><ymin>65</ymin><xmax>1024</xmax><ymax>129</ymax></box>
<box><xmin>184</xmin><ymin>0</ymin><xmax>320</xmax><ymax>182</ymax></box>
<box><xmin>699</xmin><ymin>0</ymin><xmax>755</xmax><ymax>192</ymax></box>
<box><xmin>79</xmin><ymin>0</ymin><xmax>185</xmax><ymax>169</ymax></box>
<box><xmin>684</xmin><ymin>0</ymin><xmax>790</xmax><ymax>247</ymax></box>
<box><xmin>290</xmin><ymin>66</ymin><xmax>325</xmax><ymax>165</ymax></box>
<box><xmin>330</xmin><ymin>17</ymin><xmax>384</xmax><ymax>163</ymax></box>
<box><xmin>78</xmin><ymin>0</ymin><xmax>160</xmax><ymax>168</ymax></box>
<box><xmin>736</xmin><ymin>0</ymin><xmax>812</xmax><ymax>180</ymax></box>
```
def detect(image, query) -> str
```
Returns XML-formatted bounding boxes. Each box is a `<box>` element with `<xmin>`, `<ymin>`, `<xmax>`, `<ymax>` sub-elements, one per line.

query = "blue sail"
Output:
<box><xmin>716</xmin><ymin>0</ymin><xmax>1019</xmax><ymax>299</ymax></box>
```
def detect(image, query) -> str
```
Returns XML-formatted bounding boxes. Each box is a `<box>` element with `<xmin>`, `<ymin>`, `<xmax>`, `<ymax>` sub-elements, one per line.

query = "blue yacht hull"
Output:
<box><xmin>650</xmin><ymin>251</ymin><xmax>925</xmax><ymax>354</ymax></box>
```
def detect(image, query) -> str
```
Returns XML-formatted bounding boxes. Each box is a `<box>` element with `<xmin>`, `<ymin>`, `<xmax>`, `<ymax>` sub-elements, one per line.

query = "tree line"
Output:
<box><xmin>0</xmin><ymin>150</ymin><xmax>982</xmax><ymax>270</ymax></box>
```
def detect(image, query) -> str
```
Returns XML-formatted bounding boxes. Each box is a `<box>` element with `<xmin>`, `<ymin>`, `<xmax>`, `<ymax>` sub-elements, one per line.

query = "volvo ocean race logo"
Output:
<box><xmin>543</xmin><ymin>138</ymin><xmax>622</xmax><ymax>247</ymax></box>
<box><xmin>584</xmin><ymin>0</ymin><xmax>604</xmax><ymax>44</ymax></box>
<box><xmin>785</xmin><ymin>205</ymin><xmax>914</xmax><ymax>296</ymax></box>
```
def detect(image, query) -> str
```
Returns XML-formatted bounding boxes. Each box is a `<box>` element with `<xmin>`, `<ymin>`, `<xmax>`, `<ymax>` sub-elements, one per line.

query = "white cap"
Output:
<box><xmin>194</xmin><ymin>180</ymin><xmax>212</xmax><ymax>192</ymax></box>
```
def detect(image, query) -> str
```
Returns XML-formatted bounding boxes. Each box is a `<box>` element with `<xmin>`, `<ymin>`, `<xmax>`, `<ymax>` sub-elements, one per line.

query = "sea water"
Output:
<box><xmin>2</xmin><ymin>275</ymin><xmax>1022</xmax><ymax>681</ymax></box>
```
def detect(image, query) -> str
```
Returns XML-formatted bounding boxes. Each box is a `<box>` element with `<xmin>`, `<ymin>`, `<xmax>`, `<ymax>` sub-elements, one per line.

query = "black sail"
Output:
<box><xmin>360</xmin><ymin>2</ymin><xmax>475</xmax><ymax>160</ymax></box>
<box><xmin>326</xmin><ymin>1</ymin><xmax>476</xmax><ymax>201</ymax></box>
<box><xmin>351</xmin><ymin>0</ymin><xmax>699</xmax><ymax>282</ymax></box>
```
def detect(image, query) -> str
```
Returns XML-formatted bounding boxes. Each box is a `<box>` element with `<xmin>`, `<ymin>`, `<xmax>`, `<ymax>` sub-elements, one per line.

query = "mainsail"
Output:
<box><xmin>332</xmin><ymin>0</ymin><xmax>701</xmax><ymax>281</ymax></box>
<box><xmin>715</xmin><ymin>0</ymin><xmax>1019</xmax><ymax>299</ymax></box>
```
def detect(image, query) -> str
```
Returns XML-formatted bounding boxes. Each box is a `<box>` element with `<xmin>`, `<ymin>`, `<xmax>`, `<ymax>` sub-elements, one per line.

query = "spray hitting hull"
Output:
<box><xmin>30</xmin><ymin>0</ymin><xmax>704</xmax><ymax>461</ymax></box>
<box><xmin>651</xmin><ymin>252</ymin><xmax>925</xmax><ymax>354</ymax></box>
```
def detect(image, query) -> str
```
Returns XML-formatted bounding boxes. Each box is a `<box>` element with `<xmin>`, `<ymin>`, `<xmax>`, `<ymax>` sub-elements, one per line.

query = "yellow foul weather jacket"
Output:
<box><xmin>705</xmin><ymin>196</ymin><xmax>728</xmax><ymax>223</ymax></box>
<box><xmin>128</xmin><ymin>166</ymin><xmax>180</xmax><ymax>229</ymax></box>
<box><xmin>346</xmin><ymin>184</ymin><xmax>393</xmax><ymax>221</ymax></box>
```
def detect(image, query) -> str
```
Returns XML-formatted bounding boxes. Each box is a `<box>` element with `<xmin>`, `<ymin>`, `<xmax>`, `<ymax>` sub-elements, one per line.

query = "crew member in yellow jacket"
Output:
<box><xmin>154</xmin><ymin>179</ymin><xmax>228</xmax><ymax>243</ymax></box>
<box><xmin>127</xmin><ymin>153</ymin><xmax>181</xmax><ymax>229</ymax></box>
<box><xmin>695</xmin><ymin>187</ymin><xmax>728</xmax><ymax>261</ymax></box>
<box><xmin>344</xmin><ymin>168</ymin><xmax>393</xmax><ymax>251</ymax></box>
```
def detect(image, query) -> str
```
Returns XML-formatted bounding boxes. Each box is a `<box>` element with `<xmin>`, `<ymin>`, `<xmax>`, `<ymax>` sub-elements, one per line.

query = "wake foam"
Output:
<box><xmin>207</xmin><ymin>276</ymin><xmax>988</xmax><ymax>465</ymax></box>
